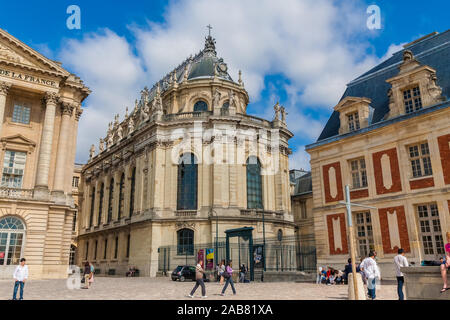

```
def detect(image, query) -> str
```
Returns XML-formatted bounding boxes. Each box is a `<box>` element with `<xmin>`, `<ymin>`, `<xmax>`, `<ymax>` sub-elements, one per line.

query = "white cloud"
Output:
<box><xmin>289</xmin><ymin>148</ymin><xmax>311</xmax><ymax>170</ymax></box>
<box><xmin>59</xmin><ymin>29</ymin><xmax>145</xmax><ymax>162</ymax></box>
<box><xmin>57</xmin><ymin>0</ymin><xmax>399</xmax><ymax>163</ymax></box>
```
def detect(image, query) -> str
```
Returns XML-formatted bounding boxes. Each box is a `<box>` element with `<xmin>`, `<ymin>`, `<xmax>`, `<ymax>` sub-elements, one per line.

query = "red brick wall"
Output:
<box><xmin>323</xmin><ymin>162</ymin><xmax>343</xmax><ymax>203</ymax></box>
<box><xmin>409</xmin><ymin>177</ymin><xmax>435</xmax><ymax>190</ymax></box>
<box><xmin>378</xmin><ymin>206</ymin><xmax>410</xmax><ymax>254</ymax></box>
<box><xmin>326</xmin><ymin>213</ymin><xmax>348</xmax><ymax>255</ymax></box>
<box><xmin>372</xmin><ymin>148</ymin><xmax>402</xmax><ymax>195</ymax></box>
<box><xmin>350</xmin><ymin>188</ymin><xmax>369</xmax><ymax>199</ymax></box>
<box><xmin>438</xmin><ymin>134</ymin><xmax>450</xmax><ymax>185</ymax></box>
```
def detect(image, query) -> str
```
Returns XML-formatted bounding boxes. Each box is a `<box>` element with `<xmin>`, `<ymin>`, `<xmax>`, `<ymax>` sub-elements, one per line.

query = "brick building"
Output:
<box><xmin>306</xmin><ymin>31</ymin><xmax>450</xmax><ymax>278</ymax></box>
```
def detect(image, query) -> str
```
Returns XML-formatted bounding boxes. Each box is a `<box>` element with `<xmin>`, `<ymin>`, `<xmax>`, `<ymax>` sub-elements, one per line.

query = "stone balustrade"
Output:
<box><xmin>0</xmin><ymin>187</ymin><xmax>34</xmax><ymax>200</ymax></box>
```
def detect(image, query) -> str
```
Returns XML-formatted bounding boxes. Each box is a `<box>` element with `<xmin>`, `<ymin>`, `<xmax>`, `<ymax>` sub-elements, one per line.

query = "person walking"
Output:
<box><xmin>83</xmin><ymin>261</ymin><xmax>92</xmax><ymax>289</ymax></box>
<box><xmin>394</xmin><ymin>248</ymin><xmax>409</xmax><ymax>300</ymax></box>
<box><xmin>221</xmin><ymin>260</ymin><xmax>236</xmax><ymax>296</ymax></box>
<box><xmin>239</xmin><ymin>264</ymin><xmax>247</xmax><ymax>283</ymax></box>
<box><xmin>12</xmin><ymin>258</ymin><xmax>28</xmax><ymax>300</ymax></box>
<box><xmin>359</xmin><ymin>251</ymin><xmax>381</xmax><ymax>300</ymax></box>
<box><xmin>89</xmin><ymin>262</ymin><xmax>95</xmax><ymax>287</ymax></box>
<box><xmin>188</xmin><ymin>259</ymin><xmax>207</xmax><ymax>298</ymax></box>
<box><xmin>219</xmin><ymin>260</ymin><xmax>225</xmax><ymax>285</ymax></box>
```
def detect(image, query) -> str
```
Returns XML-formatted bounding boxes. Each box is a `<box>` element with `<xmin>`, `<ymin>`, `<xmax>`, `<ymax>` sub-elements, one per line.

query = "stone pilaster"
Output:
<box><xmin>52</xmin><ymin>102</ymin><xmax>74</xmax><ymax>202</ymax></box>
<box><xmin>0</xmin><ymin>82</ymin><xmax>12</xmax><ymax>136</ymax></box>
<box><xmin>34</xmin><ymin>92</ymin><xmax>59</xmax><ymax>200</ymax></box>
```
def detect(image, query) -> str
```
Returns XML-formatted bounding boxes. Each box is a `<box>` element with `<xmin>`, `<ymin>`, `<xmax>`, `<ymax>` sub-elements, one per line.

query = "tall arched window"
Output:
<box><xmin>107</xmin><ymin>178</ymin><xmax>114</xmax><ymax>223</ymax></box>
<box><xmin>193</xmin><ymin>100</ymin><xmax>208</xmax><ymax>112</ymax></box>
<box><xmin>98</xmin><ymin>183</ymin><xmax>104</xmax><ymax>225</ymax></box>
<box><xmin>118</xmin><ymin>173</ymin><xmax>125</xmax><ymax>220</ymax></box>
<box><xmin>177</xmin><ymin>153</ymin><xmax>198</xmax><ymax>210</ymax></box>
<box><xmin>177</xmin><ymin>228</ymin><xmax>194</xmax><ymax>255</ymax></box>
<box><xmin>246</xmin><ymin>156</ymin><xmax>263</xmax><ymax>209</ymax></box>
<box><xmin>89</xmin><ymin>186</ymin><xmax>95</xmax><ymax>227</ymax></box>
<box><xmin>0</xmin><ymin>216</ymin><xmax>25</xmax><ymax>266</ymax></box>
<box><xmin>129</xmin><ymin>167</ymin><xmax>136</xmax><ymax>217</ymax></box>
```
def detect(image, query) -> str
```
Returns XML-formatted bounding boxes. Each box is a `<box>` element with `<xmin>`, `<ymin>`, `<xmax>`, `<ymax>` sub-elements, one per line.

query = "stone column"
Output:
<box><xmin>34</xmin><ymin>92</ymin><xmax>59</xmax><ymax>199</ymax></box>
<box><xmin>52</xmin><ymin>102</ymin><xmax>74</xmax><ymax>201</ymax></box>
<box><xmin>0</xmin><ymin>82</ymin><xmax>12</xmax><ymax>135</ymax></box>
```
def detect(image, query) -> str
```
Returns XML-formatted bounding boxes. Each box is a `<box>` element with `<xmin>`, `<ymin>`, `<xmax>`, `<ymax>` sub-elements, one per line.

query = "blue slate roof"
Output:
<box><xmin>317</xmin><ymin>29</ymin><xmax>450</xmax><ymax>142</ymax></box>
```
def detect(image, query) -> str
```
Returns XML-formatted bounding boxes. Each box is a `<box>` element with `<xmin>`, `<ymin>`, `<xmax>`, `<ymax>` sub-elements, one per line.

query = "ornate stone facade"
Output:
<box><xmin>76</xmin><ymin>35</ymin><xmax>294</xmax><ymax>277</ymax></box>
<box><xmin>306</xmin><ymin>31</ymin><xmax>450</xmax><ymax>279</ymax></box>
<box><xmin>0</xmin><ymin>28</ymin><xmax>90</xmax><ymax>279</ymax></box>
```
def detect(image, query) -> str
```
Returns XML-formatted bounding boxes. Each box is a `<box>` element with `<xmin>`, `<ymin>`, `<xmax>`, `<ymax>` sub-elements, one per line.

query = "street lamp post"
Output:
<box><xmin>339</xmin><ymin>185</ymin><xmax>377</xmax><ymax>300</ymax></box>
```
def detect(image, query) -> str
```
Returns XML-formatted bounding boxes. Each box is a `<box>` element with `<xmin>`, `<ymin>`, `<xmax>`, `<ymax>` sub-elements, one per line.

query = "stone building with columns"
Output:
<box><xmin>76</xmin><ymin>34</ymin><xmax>294</xmax><ymax>277</ymax></box>
<box><xmin>0</xmin><ymin>28</ymin><xmax>90</xmax><ymax>279</ymax></box>
<box><xmin>306</xmin><ymin>31</ymin><xmax>450</xmax><ymax>278</ymax></box>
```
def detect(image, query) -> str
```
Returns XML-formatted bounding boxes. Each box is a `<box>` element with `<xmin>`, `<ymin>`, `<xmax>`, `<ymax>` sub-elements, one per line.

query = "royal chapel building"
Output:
<box><xmin>76</xmin><ymin>35</ymin><xmax>294</xmax><ymax>277</ymax></box>
<box><xmin>0</xmin><ymin>28</ymin><xmax>89</xmax><ymax>279</ymax></box>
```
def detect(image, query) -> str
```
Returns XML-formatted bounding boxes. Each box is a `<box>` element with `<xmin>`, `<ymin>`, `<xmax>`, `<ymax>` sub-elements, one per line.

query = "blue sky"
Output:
<box><xmin>1</xmin><ymin>0</ymin><xmax>449</xmax><ymax>167</ymax></box>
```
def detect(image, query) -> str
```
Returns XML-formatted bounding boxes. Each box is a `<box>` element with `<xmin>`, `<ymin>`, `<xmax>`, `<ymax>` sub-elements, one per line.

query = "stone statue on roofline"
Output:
<box><xmin>280</xmin><ymin>106</ymin><xmax>287</xmax><ymax>124</ymax></box>
<box><xmin>89</xmin><ymin>144</ymin><xmax>95</xmax><ymax>160</ymax></box>
<box><xmin>128</xmin><ymin>116</ymin><xmax>135</xmax><ymax>135</ymax></box>
<box><xmin>273</xmin><ymin>102</ymin><xmax>281</xmax><ymax>121</ymax></box>
<box><xmin>99</xmin><ymin>138</ymin><xmax>105</xmax><ymax>153</ymax></box>
<box><xmin>117</xmin><ymin>124</ymin><xmax>123</xmax><ymax>140</ymax></box>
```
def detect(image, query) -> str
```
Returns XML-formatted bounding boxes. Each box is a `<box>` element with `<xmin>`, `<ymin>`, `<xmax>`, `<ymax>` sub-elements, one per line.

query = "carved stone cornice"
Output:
<box><xmin>43</xmin><ymin>91</ymin><xmax>60</xmax><ymax>105</ymax></box>
<box><xmin>0</xmin><ymin>81</ymin><xmax>12</xmax><ymax>96</ymax></box>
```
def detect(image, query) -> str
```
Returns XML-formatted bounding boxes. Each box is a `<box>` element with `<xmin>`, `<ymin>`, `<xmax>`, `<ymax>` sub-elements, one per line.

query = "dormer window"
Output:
<box><xmin>403</xmin><ymin>86</ymin><xmax>422</xmax><ymax>114</ymax></box>
<box><xmin>333</xmin><ymin>97</ymin><xmax>372</xmax><ymax>135</ymax></box>
<box><xmin>347</xmin><ymin>112</ymin><xmax>360</xmax><ymax>132</ymax></box>
<box><xmin>386</xmin><ymin>50</ymin><xmax>444</xmax><ymax>119</ymax></box>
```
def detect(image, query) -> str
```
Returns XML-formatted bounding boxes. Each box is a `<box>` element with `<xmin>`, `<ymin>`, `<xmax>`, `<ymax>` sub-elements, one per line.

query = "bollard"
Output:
<box><xmin>348</xmin><ymin>272</ymin><xmax>366</xmax><ymax>300</ymax></box>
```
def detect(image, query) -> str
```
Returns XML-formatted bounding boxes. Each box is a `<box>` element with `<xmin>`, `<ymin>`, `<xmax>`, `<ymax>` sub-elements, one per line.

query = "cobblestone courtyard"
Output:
<box><xmin>0</xmin><ymin>277</ymin><xmax>398</xmax><ymax>300</ymax></box>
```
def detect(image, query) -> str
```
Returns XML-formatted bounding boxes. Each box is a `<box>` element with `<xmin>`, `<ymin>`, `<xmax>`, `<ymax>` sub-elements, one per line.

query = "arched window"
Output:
<box><xmin>107</xmin><ymin>178</ymin><xmax>114</xmax><ymax>223</ymax></box>
<box><xmin>98</xmin><ymin>183</ymin><xmax>104</xmax><ymax>225</ymax></box>
<box><xmin>0</xmin><ymin>216</ymin><xmax>25</xmax><ymax>266</ymax></box>
<box><xmin>246</xmin><ymin>156</ymin><xmax>263</xmax><ymax>209</ymax></box>
<box><xmin>118</xmin><ymin>173</ymin><xmax>125</xmax><ymax>220</ymax></box>
<box><xmin>193</xmin><ymin>100</ymin><xmax>208</xmax><ymax>112</ymax></box>
<box><xmin>177</xmin><ymin>228</ymin><xmax>194</xmax><ymax>255</ymax></box>
<box><xmin>177</xmin><ymin>153</ymin><xmax>198</xmax><ymax>210</ymax></box>
<box><xmin>89</xmin><ymin>187</ymin><xmax>95</xmax><ymax>228</ymax></box>
<box><xmin>222</xmin><ymin>101</ymin><xmax>229</xmax><ymax>109</ymax></box>
<box><xmin>129</xmin><ymin>167</ymin><xmax>136</xmax><ymax>217</ymax></box>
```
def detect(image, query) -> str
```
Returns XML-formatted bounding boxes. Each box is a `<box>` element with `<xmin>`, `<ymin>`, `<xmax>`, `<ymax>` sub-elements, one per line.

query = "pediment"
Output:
<box><xmin>0</xmin><ymin>28</ymin><xmax>69</xmax><ymax>76</ymax></box>
<box><xmin>1</xmin><ymin>134</ymin><xmax>36</xmax><ymax>147</ymax></box>
<box><xmin>334</xmin><ymin>96</ymin><xmax>371</xmax><ymax>112</ymax></box>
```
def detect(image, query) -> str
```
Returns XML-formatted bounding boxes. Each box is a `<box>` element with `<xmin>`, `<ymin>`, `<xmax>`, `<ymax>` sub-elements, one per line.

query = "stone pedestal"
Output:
<box><xmin>402</xmin><ymin>266</ymin><xmax>449</xmax><ymax>300</ymax></box>
<box><xmin>348</xmin><ymin>272</ymin><xmax>366</xmax><ymax>300</ymax></box>
<box><xmin>33</xmin><ymin>186</ymin><xmax>50</xmax><ymax>201</ymax></box>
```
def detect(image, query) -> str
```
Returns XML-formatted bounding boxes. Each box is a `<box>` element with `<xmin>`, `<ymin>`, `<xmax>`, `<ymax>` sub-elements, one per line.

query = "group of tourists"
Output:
<box><xmin>316</xmin><ymin>266</ymin><xmax>345</xmax><ymax>285</ymax></box>
<box><xmin>189</xmin><ymin>259</ymin><xmax>242</xmax><ymax>298</ymax></box>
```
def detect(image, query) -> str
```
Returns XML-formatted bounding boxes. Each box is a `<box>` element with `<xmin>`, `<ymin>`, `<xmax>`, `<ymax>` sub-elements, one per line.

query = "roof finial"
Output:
<box><xmin>204</xmin><ymin>25</ymin><xmax>216</xmax><ymax>57</ymax></box>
